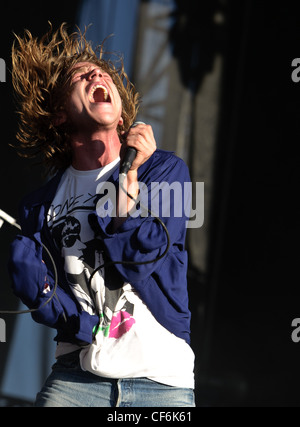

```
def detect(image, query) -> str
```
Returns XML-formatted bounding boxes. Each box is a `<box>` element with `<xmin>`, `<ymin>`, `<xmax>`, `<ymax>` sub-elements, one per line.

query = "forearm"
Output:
<box><xmin>114</xmin><ymin>123</ymin><xmax>156</xmax><ymax>231</ymax></box>
<box><xmin>95</xmin><ymin>152</ymin><xmax>191</xmax><ymax>284</ymax></box>
<box><xmin>9</xmin><ymin>234</ymin><xmax>99</xmax><ymax>343</ymax></box>
<box><xmin>113</xmin><ymin>170</ymin><xmax>140</xmax><ymax>231</ymax></box>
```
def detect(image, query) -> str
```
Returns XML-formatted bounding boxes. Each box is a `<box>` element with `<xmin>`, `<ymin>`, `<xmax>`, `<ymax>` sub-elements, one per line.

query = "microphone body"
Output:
<box><xmin>119</xmin><ymin>147</ymin><xmax>137</xmax><ymax>176</ymax></box>
<box><xmin>119</xmin><ymin>122</ymin><xmax>145</xmax><ymax>179</ymax></box>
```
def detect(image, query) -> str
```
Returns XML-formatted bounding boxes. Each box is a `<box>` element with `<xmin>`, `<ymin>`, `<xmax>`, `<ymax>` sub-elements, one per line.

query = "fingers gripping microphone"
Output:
<box><xmin>119</xmin><ymin>122</ymin><xmax>145</xmax><ymax>177</ymax></box>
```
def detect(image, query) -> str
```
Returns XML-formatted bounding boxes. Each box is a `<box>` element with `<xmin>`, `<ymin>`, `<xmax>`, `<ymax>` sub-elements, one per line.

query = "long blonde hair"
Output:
<box><xmin>12</xmin><ymin>23</ymin><xmax>140</xmax><ymax>173</ymax></box>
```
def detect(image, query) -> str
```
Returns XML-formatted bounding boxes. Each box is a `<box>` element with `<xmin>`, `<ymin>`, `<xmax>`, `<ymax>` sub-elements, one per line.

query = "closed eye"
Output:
<box><xmin>71</xmin><ymin>70</ymin><xmax>113</xmax><ymax>85</ymax></box>
<box><xmin>71</xmin><ymin>70</ymin><xmax>89</xmax><ymax>84</ymax></box>
<box><xmin>102</xmin><ymin>73</ymin><xmax>113</xmax><ymax>81</ymax></box>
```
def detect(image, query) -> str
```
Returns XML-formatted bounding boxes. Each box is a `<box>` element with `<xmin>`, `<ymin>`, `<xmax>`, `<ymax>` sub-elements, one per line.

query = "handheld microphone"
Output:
<box><xmin>119</xmin><ymin>121</ymin><xmax>145</xmax><ymax>178</ymax></box>
<box><xmin>119</xmin><ymin>147</ymin><xmax>137</xmax><ymax>176</ymax></box>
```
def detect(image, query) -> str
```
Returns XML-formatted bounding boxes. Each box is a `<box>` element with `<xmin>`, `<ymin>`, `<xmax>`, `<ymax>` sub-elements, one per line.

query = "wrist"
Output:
<box><xmin>126</xmin><ymin>169</ymin><xmax>138</xmax><ymax>184</ymax></box>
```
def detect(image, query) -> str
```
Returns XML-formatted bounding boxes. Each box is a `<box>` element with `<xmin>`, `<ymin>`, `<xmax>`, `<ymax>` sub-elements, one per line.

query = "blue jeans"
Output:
<box><xmin>35</xmin><ymin>351</ymin><xmax>195</xmax><ymax>407</ymax></box>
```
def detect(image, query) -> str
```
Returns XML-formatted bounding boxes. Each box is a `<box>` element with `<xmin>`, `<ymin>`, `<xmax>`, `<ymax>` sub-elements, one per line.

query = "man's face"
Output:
<box><xmin>65</xmin><ymin>61</ymin><xmax>123</xmax><ymax>132</ymax></box>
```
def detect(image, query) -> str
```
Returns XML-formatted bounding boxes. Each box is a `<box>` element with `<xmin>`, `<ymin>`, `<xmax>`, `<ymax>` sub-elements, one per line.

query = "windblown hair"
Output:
<box><xmin>11</xmin><ymin>23</ymin><xmax>140</xmax><ymax>173</ymax></box>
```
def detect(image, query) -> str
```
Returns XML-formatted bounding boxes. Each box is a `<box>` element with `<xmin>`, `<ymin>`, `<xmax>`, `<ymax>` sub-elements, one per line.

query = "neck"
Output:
<box><xmin>70</xmin><ymin>128</ymin><xmax>121</xmax><ymax>171</ymax></box>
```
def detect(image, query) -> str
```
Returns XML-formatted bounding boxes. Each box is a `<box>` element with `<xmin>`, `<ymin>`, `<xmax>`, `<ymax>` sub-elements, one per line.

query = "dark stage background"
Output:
<box><xmin>0</xmin><ymin>0</ymin><xmax>300</xmax><ymax>407</ymax></box>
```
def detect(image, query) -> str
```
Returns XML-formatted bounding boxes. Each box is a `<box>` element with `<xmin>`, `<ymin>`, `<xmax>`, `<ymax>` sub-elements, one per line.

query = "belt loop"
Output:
<box><xmin>115</xmin><ymin>379</ymin><xmax>122</xmax><ymax>407</ymax></box>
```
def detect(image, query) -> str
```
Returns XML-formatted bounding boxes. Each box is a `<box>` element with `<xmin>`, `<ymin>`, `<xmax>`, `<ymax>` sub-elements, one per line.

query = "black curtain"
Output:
<box><xmin>173</xmin><ymin>0</ymin><xmax>300</xmax><ymax>406</ymax></box>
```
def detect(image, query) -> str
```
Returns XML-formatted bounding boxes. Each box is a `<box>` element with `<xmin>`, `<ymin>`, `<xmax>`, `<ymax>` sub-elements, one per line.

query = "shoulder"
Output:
<box><xmin>19</xmin><ymin>170</ymin><xmax>66</xmax><ymax>214</ymax></box>
<box><xmin>152</xmin><ymin>149</ymin><xmax>186</xmax><ymax>167</ymax></box>
<box><xmin>139</xmin><ymin>149</ymin><xmax>190</xmax><ymax>183</ymax></box>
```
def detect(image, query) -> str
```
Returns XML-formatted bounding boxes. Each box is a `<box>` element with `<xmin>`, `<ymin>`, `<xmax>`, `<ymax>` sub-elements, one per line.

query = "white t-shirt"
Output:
<box><xmin>47</xmin><ymin>160</ymin><xmax>195</xmax><ymax>389</ymax></box>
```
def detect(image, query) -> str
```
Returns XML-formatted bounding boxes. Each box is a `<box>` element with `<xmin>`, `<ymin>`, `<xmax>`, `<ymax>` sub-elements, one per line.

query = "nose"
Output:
<box><xmin>89</xmin><ymin>68</ymin><xmax>103</xmax><ymax>80</ymax></box>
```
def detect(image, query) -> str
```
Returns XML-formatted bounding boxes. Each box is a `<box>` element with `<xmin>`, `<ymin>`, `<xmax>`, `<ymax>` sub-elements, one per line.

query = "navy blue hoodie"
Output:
<box><xmin>8</xmin><ymin>150</ymin><xmax>192</xmax><ymax>346</ymax></box>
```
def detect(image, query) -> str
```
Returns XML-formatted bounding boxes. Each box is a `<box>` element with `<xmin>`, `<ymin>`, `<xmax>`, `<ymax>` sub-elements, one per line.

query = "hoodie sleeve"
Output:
<box><xmin>8</xmin><ymin>233</ymin><xmax>99</xmax><ymax>345</ymax></box>
<box><xmin>95</xmin><ymin>153</ymin><xmax>191</xmax><ymax>284</ymax></box>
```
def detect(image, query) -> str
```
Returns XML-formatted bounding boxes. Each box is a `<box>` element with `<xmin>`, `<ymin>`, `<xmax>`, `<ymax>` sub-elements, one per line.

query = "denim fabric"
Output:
<box><xmin>35</xmin><ymin>351</ymin><xmax>195</xmax><ymax>407</ymax></box>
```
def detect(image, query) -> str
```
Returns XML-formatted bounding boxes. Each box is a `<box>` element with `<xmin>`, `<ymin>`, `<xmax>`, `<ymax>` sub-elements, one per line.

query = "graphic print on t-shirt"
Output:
<box><xmin>50</xmin><ymin>211</ymin><xmax>103</xmax><ymax>311</ymax></box>
<box><xmin>47</xmin><ymin>167</ymin><xmax>135</xmax><ymax>340</ymax></box>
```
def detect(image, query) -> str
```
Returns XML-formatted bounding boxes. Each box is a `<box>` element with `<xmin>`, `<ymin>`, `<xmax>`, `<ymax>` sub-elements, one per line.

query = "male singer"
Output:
<box><xmin>9</xmin><ymin>24</ymin><xmax>195</xmax><ymax>407</ymax></box>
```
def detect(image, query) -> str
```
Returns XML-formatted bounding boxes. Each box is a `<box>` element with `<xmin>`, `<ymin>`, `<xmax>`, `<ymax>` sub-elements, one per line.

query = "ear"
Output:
<box><xmin>52</xmin><ymin>111</ymin><xmax>67</xmax><ymax>127</ymax></box>
<box><xmin>118</xmin><ymin>116</ymin><xmax>124</xmax><ymax>127</ymax></box>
